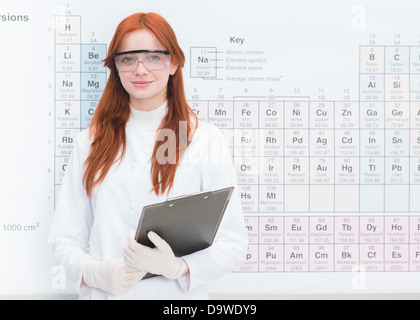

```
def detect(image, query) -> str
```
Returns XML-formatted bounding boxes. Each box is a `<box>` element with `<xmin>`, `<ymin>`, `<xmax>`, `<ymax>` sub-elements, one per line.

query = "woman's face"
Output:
<box><xmin>117</xmin><ymin>29</ymin><xmax>177</xmax><ymax>111</ymax></box>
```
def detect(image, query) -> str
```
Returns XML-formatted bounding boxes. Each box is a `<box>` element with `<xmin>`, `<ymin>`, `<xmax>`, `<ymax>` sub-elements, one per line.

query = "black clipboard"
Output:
<box><xmin>134</xmin><ymin>186</ymin><xmax>234</xmax><ymax>279</ymax></box>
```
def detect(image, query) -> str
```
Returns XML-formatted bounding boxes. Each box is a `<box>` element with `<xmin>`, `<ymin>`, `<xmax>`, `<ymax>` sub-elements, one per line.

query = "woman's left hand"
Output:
<box><xmin>123</xmin><ymin>231</ymin><xmax>188</xmax><ymax>279</ymax></box>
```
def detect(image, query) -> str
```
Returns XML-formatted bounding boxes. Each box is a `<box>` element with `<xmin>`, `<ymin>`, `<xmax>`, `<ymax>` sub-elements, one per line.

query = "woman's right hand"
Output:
<box><xmin>83</xmin><ymin>259</ymin><xmax>146</xmax><ymax>295</ymax></box>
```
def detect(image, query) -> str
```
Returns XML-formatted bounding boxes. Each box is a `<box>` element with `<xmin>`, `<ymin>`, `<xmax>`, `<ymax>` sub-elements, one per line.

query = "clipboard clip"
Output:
<box><xmin>166</xmin><ymin>191</ymin><xmax>211</xmax><ymax>203</ymax></box>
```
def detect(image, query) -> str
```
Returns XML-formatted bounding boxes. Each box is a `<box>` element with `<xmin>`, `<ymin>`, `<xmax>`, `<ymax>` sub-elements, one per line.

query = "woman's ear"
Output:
<box><xmin>169</xmin><ymin>63</ymin><xmax>178</xmax><ymax>76</ymax></box>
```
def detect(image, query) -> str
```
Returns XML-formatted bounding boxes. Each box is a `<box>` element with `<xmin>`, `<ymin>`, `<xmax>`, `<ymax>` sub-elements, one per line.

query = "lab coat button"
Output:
<box><xmin>131</xmin><ymin>162</ymin><xmax>138</xmax><ymax>169</ymax></box>
<box><xmin>129</xmin><ymin>202</ymin><xmax>135</xmax><ymax>209</ymax></box>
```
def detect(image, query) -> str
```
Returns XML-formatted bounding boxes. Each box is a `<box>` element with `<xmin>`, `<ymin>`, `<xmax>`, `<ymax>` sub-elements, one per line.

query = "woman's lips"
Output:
<box><xmin>132</xmin><ymin>81</ymin><xmax>152</xmax><ymax>88</ymax></box>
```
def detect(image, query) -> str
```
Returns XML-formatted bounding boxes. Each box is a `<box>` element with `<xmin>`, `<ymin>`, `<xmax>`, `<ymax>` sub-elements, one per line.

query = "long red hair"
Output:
<box><xmin>83</xmin><ymin>12</ymin><xmax>197</xmax><ymax>197</ymax></box>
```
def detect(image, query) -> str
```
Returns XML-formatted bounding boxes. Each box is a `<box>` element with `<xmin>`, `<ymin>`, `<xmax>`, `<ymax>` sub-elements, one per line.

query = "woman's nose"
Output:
<box><xmin>134</xmin><ymin>59</ymin><xmax>149</xmax><ymax>75</ymax></box>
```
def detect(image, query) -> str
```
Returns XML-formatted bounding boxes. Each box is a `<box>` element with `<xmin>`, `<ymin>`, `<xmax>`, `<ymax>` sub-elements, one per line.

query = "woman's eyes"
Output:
<box><xmin>121</xmin><ymin>56</ymin><xmax>135</xmax><ymax>63</ymax></box>
<box><xmin>147</xmin><ymin>55</ymin><xmax>162</xmax><ymax>61</ymax></box>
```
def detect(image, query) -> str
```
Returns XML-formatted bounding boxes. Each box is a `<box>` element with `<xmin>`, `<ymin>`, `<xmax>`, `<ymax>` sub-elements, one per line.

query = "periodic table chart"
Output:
<box><xmin>2</xmin><ymin>0</ymin><xmax>420</xmax><ymax>295</ymax></box>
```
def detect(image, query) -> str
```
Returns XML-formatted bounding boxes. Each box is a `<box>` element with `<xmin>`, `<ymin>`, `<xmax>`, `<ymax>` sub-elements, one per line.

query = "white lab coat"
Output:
<box><xmin>48</xmin><ymin>102</ymin><xmax>248</xmax><ymax>300</ymax></box>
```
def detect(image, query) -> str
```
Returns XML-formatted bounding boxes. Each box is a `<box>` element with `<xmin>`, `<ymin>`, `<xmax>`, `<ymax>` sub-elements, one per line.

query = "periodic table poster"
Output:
<box><xmin>1</xmin><ymin>0</ymin><xmax>420</xmax><ymax>295</ymax></box>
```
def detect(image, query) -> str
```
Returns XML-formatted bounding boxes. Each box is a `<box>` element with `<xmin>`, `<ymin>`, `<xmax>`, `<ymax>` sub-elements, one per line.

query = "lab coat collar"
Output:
<box><xmin>126</xmin><ymin>101</ymin><xmax>168</xmax><ymax>130</ymax></box>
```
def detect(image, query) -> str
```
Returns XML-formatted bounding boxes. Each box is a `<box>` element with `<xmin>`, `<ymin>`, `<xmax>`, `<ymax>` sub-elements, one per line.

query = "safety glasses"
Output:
<box><xmin>114</xmin><ymin>50</ymin><xmax>171</xmax><ymax>72</ymax></box>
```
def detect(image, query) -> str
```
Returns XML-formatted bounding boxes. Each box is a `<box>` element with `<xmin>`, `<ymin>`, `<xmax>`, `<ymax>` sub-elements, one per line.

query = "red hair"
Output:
<box><xmin>83</xmin><ymin>12</ymin><xmax>197</xmax><ymax>197</ymax></box>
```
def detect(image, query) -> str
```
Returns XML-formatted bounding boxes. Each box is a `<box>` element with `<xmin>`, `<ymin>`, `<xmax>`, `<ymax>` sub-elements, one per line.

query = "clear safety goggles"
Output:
<box><xmin>114</xmin><ymin>49</ymin><xmax>171</xmax><ymax>72</ymax></box>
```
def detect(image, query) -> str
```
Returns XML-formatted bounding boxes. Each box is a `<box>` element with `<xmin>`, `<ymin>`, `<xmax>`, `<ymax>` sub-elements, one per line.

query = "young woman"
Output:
<box><xmin>49</xmin><ymin>12</ymin><xmax>248</xmax><ymax>300</ymax></box>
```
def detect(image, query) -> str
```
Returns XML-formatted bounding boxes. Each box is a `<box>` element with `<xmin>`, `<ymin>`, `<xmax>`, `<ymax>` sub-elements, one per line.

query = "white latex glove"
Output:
<box><xmin>123</xmin><ymin>231</ymin><xmax>187</xmax><ymax>279</ymax></box>
<box><xmin>83</xmin><ymin>258</ymin><xmax>146</xmax><ymax>296</ymax></box>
